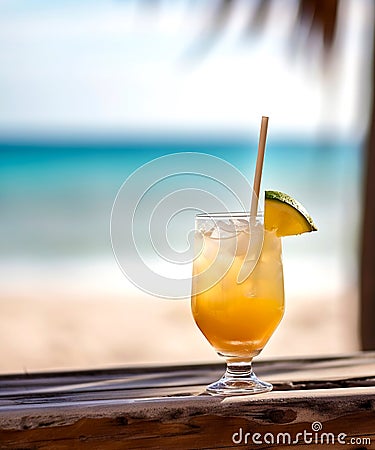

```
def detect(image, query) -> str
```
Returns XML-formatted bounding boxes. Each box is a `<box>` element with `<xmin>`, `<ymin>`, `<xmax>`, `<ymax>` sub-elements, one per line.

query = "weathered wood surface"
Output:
<box><xmin>0</xmin><ymin>353</ymin><xmax>375</xmax><ymax>449</ymax></box>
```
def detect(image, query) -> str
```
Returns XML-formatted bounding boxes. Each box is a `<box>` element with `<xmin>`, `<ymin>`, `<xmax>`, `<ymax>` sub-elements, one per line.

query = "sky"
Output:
<box><xmin>0</xmin><ymin>0</ymin><xmax>373</xmax><ymax>139</ymax></box>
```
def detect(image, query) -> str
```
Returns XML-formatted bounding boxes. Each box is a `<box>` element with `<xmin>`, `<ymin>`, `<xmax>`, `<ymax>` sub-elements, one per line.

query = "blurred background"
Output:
<box><xmin>0</xmin><ymin>0</ymin><xmax>374</xmax><ymax>373</ymax></box>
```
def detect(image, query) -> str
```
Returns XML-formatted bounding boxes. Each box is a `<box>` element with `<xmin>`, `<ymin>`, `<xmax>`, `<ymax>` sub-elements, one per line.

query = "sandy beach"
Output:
<box><xmin>0</xmin><ymin>259</ymin><xmax>359</xmax><ymax>374</ymax></box>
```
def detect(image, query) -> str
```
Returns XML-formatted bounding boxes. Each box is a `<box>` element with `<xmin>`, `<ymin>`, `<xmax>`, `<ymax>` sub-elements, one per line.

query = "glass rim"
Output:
<box><xmin>195</xmin><ymin>211</ymin><xmax>264</xmax><ymax>218</ymax></box>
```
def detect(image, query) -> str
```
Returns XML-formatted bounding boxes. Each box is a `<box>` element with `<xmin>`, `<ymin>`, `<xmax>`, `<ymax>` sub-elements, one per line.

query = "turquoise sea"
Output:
<box><xmin>0</xmin><ymin>136</ymin><xmax>363</xmax><ymax>298</ymax></box>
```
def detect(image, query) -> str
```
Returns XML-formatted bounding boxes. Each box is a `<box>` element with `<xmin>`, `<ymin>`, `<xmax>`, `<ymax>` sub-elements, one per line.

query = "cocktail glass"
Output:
<box><xmin>191</xmin><ymin>212</ymin><xmax>284</xmax><ymax>395</ymax></box>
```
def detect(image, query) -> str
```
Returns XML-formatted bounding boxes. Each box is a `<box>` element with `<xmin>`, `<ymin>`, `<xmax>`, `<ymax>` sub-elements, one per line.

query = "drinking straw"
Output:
<box><xmin>250</xmin><ymin>116</ymin><xmax>269</xmax><ymax>216</ymax></box>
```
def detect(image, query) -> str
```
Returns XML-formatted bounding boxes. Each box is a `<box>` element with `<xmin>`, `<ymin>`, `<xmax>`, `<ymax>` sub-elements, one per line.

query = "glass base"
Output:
<box><xmin>206</xmin><ymin>362</ymin><xmax>272</xmax><ymax>396</ymax></box>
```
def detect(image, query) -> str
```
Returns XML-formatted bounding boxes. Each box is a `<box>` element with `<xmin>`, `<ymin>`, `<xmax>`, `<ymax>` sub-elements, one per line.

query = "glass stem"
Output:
<box><xmin>206</xmin><ymin>358</ymin><xmax>272</xmax><ymax>394</ymax></box>
<box><xmin>225</xmin><ymin>361</ymin><xmax>254</xmax><ymax>380</ymax></box>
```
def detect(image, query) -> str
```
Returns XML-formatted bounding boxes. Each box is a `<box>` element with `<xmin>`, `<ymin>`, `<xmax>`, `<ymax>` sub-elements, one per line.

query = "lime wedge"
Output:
<box><xmin>265</xmin><ymin>190</ymin><xmax>317</xmax><ymax>237</ymax></box>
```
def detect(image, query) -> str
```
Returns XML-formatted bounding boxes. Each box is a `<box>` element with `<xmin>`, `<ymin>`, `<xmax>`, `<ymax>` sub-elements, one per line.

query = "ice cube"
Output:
<box><xmin>235</xmin><ymin>231</ymin><xmax>250</xmax><ymax>256</ymax></box>
<box><xmin>217</xmin><ymin>219</ymin><xmax>236</xmax><ymax>233</ymax></box>
<box><xmin>237</xmin><ymin>257</ymin><xmax>258</xmax><ymax>283</ymax></box>
<box><xmin>209</xmin><ymin>225</ymin><xmax>221</xmax><ymax>239</ymax></box>
<box><xmin>233</xmin><ymin>218</ymin><xmax>250</xmax><ymax>232</ymax></box>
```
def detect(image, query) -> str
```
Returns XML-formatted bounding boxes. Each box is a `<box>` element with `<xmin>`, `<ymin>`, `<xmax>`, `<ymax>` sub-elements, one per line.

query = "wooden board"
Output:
<box><xmin>1</xmin><ymin>353</ymin><xmax>375</xmax><ymax>449</ymax></box>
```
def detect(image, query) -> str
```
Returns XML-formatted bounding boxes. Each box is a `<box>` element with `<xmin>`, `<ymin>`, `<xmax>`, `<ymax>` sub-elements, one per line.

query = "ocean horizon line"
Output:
<box><xmin>0</xmin><ymin>133</ymin><xmax>363</xmax><ymax>150</ymax></box>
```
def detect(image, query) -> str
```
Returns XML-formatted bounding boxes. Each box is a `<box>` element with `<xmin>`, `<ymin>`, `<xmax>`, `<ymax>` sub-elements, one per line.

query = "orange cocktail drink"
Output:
<box><xmin>192</xmin><ymin>213</ymin><xmax>284</xmax><ymax>363</ymax></box>
<box><xmin>190</xmin><ymin>118</ymin><xmax>316</xmax><ymax>396</ymax></box>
